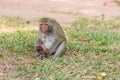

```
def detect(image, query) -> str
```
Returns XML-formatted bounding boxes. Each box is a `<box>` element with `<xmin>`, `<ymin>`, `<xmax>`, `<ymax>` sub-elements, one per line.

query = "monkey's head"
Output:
<box><xmin>39</xmin><ymin>17</ymin><xmax>54</xmax><ymax>33</ymax></box>
<box><xmin>34</xmin><ymin>46</ymin><xmax>45</xmax><ymax>58</ymax></box>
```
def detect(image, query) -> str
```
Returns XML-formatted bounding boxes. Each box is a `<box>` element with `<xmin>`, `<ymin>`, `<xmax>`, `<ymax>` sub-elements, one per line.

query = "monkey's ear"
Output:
<box><xmin>48</xmin><ymin>21</ymin><xmax>54</xmax><ymax>32</ymax></box>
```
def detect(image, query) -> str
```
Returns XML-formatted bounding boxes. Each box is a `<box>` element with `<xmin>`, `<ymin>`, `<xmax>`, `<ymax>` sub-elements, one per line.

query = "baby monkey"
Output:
<box><xmin>34</xmin><ymin>46</ymin><xmax>48</xmax><ymax>59</ymax></box>
<box><xmin>34</xmin><ymin>45</ymin><xmax>56</xmax><ymax>59</ymax></box>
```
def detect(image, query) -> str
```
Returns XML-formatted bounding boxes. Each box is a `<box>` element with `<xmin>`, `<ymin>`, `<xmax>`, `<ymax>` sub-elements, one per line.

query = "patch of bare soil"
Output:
<box><xmin>0</xmin><ymin>50</ymin><xmax>36</xmax><ymax>79</ymax></box>
<box><xmin>0</xmin><ymin>50</ymin><xmax>17</xmax><ymax>79</ymax></box>
<box><xmin>0</xmin><ymin>0</ymin><xmax>120</xmax><ymax>26</ymax></box>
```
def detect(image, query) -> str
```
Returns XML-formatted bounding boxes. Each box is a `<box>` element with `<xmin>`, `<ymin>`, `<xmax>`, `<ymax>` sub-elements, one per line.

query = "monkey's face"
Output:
<box><xmin>40</xmin><ymin>23</ymin><xmax>49</xmax><ymax>33</ymax></box>
<box><xmin>40</xmin><ymin>18</ymin><xmax>53</xmax><ymax>33</ymax></box>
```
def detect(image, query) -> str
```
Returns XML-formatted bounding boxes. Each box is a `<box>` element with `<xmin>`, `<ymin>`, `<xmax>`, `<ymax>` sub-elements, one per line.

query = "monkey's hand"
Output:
<box><xmin>49</xmin><ymin>51</ymin><xmax>55</xmax><ymax>56</ymax></box>
<box><xmin>33</xmin><ymin>51</ymin><xmax>40</xmax><ymax>58</ymax></box>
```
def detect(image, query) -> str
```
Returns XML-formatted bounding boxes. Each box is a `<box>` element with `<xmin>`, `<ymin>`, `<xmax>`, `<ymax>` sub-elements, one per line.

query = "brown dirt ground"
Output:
<box><xmin>0</xmin><ymin>0</ymin><xmax>120</xmax><ymax>25</ymax></box>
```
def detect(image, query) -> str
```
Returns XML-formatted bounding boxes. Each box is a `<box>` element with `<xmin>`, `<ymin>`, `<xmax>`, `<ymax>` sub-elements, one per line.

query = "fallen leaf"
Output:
<box><xmin>78</xmin><ymin>37</ymin><xmax>90</xmax><ymax>41</ymax></box>
<box><xmin>97</xmin><ymin>72</ymin><xmax>107</xmax><ymax>80</ymax></box>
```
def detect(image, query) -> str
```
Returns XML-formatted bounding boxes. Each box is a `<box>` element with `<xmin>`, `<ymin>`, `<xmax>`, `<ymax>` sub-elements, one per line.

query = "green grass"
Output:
<box><xmin>0</xmin><ymin>16</ymin><xmax>120</xmax><ymax>80</ymax></box>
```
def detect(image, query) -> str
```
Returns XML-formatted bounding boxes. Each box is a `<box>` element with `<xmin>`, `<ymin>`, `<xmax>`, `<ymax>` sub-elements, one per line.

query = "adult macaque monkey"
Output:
<box><xmin>34</xmin><ymin>17</ymin><xmax>67</xmax><ymax>59</ymax></box>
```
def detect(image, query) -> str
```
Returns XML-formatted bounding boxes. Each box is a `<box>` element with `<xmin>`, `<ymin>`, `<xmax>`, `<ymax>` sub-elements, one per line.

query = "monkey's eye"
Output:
<box><xmin>45</xmin><ymin>24</ymin><xmax>48</xmax><ymax>25</ymax></box>
<box><xmin>40</xmin><ymin>24</ymin><xmax>48</xmax><ymax>26</ymax></box>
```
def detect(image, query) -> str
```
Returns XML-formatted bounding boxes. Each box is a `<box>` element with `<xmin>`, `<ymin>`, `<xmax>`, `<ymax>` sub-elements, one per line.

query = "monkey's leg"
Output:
<box><xmin>52</xmin><ymin>41</ymin><xmax>66</xmax><ymax>58</ymax></box>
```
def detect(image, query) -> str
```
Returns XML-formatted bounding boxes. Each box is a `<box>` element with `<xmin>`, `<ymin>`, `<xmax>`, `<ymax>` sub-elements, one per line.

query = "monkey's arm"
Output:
<box><xmin>49</xmin><ymin>24</ymin><xmax>66</xmax><ymax>56</ymax></box>
<box><xmin>34</xmin><ymin>37</ymin><xmax>43</xmax><ymax>47</ymax></box>
<box><xmin>54</xmin><ymin>41</ymin><xmax>66</xmax><ymax>57</ymax></box>
<box><xmin>49</xmin><ymin>38</ymin><xmax>63</xmax><ymax>56</ymax></box>
<box><xmin>34</xmin><ymin>36</ymin><xmax>49</xmax><ymax>54</ymax></box>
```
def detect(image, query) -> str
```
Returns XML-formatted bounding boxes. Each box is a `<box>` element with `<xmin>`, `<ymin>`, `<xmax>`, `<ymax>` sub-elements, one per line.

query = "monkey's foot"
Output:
<box><xmin>49</xmin><ymin>55</ymin><xmax>59</xmax><ymax>59</ymax></box>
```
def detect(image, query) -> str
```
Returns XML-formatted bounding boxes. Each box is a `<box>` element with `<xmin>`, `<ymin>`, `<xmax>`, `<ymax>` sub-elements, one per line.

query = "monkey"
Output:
<box><xmin>34</xmin><ymin>17</ymin><xmax>67</xmax><ymax>59</ymax></box>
